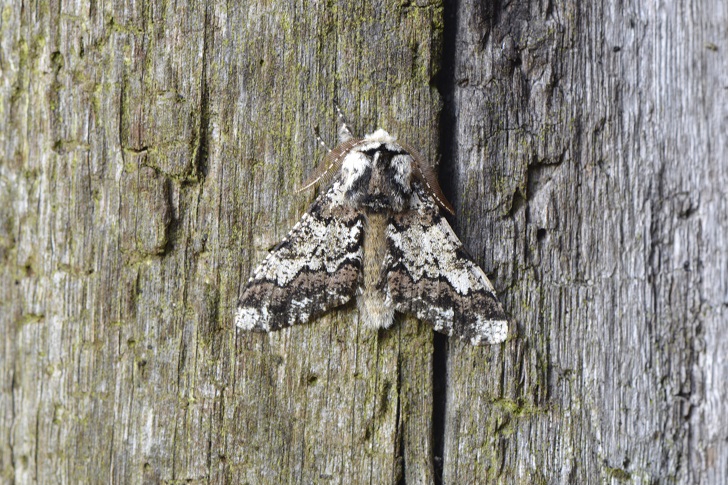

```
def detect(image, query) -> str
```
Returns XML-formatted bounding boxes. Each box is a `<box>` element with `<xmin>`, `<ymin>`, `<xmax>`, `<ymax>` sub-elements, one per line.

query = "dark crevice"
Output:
<box><xmin>432</xmin><ymin>1</ymin><xmax>459</xmax><ymax>483</ymax></box>
<box><xmin>436</xmin><ymin>0</ymin><xmax>459</xmax><ymax>212</ymax></box>
<box><xmin>194</xmin><ymin>5</ymin><xmax>211</xmax><ymax>182</ymax></box>
<box><xmin>8</xmin><ymin>370</ymin><xmax>16</xmax><ymax>474</ymax></box>
<box><xmin>507</xmin><ymin>188</ymin><xmax>528</xmax><ymax>218</ymax></box>
<box><xmin>472</xmin><ymin>0</ymin><xmax>504</xmax><ymax>47</ymax></box>
<box><xmin>431</xmin><ymin>332</ymin><xmax>448</xmax><ymax>484</ymax></box>
<box><xmin>161</xmin><ymin>177</ymin><xmax>178</xmax><ymax>256</ymax></box>
<box><xmin>396</xmin><ymin>351</ymin><xmax>405</xmax><ymax>485</ymax></box>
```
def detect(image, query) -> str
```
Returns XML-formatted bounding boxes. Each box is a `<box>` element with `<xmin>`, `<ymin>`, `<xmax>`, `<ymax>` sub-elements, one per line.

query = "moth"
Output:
<box><xmin>236</xmin><ymin>114</ymin><xmax>508</xmax><ymax>344</ymax></box>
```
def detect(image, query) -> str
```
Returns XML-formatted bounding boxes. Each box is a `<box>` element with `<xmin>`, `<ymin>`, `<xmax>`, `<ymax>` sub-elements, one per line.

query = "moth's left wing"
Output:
<box><xmin>384</xmin><ymin>186</ymin><xmax>508</xmax><ymax>344</ymax></box>
<box><xmin>236</xmin><ymin>182</ymin><xmax>364</xmax><ymax>332</ymax></box>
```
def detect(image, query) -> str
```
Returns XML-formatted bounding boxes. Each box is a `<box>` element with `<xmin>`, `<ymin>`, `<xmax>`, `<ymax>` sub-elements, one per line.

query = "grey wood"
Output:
<box><xmin>444</xmin><ymin>0</ymin><xmax>728</xmax><ymax>483</ymax></box>
<box><xmin>0</xmin><ymin>1</ymin><xmax>440</xmax><ymax>483</ymax></box>
<box><xmin>2</xmin><ymin>0</ymin><xmax>726</xmax><ymax>484</ymax></box>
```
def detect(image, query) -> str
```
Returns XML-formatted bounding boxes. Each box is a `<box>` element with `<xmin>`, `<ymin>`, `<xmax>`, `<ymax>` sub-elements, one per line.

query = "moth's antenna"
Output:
<box><xmin>298</xmin><ymin>137</ymin><xmax>364</xmax><ymax>193</ymax></box>
<box><xmin>335</xmin><ymin>104</ymin><xmax>354</xmax><ymax>143</ymax></box>
<box><xmin>312</xmin><ymin>125</ymin><xmax>331</xmax><ymax>152</ymax></box>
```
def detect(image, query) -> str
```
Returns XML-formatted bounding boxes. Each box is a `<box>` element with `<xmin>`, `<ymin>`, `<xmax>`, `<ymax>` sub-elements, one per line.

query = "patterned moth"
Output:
<box><xmin>236</xmin><ymin>113</ymin><xmax>508</xmax><ymax>344</ymax></box>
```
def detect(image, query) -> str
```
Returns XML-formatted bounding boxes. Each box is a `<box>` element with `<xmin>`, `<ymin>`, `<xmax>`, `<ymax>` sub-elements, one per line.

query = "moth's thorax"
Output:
<box><xmin>340</xmin><ymin>130</ymin><xmax>413</xmax><ymax>213</ymax></box>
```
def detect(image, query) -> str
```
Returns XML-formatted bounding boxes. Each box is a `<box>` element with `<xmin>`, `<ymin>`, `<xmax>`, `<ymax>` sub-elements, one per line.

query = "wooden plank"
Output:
<box><xmin>5</xmin><ymin>0</ymin><xmax>726</xmax><ymax>483</ymax></box>
<box><xmin>443</xmin><ymin>0</ymin><xmax>728</xmax><ymax>483</ymax></box>
<box><xmin>0</xmin><ymin>1</ymin><xmax>442</xmax><ymax>483</ymax></box>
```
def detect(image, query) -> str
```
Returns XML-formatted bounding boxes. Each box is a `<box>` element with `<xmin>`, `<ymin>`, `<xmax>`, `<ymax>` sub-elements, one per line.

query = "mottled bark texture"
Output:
<box><xmin>1</xmin><ymin>0</ymin><xmax>725</xmax><ymax>484</ymax></box>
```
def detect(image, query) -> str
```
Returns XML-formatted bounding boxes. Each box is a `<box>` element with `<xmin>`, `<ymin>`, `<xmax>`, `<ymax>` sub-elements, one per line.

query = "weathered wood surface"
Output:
<box><xmin>1</xmin><ymin>0</ymin><xmax>726</xmax><ymax>484</ymax></box>
<box><xmin>1</xmin><ymin>1</ymin><xmax>440</xmax><ymax>483</ymax></box>
<box><xmin>443</xmin><ymin>1</ymin><xmax>728</xmax><ymax>483</ymax></box>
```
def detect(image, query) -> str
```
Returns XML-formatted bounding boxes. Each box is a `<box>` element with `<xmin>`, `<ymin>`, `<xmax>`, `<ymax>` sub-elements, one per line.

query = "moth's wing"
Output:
<box><xmin>384</xmin><ymin>187</ymin><xmax>508</xmax><ymax>344</ymax></box>
<box><xmin>236</xmin><ymin>182</ymin><xmax>364</xmax><ymax>332</ymax></box>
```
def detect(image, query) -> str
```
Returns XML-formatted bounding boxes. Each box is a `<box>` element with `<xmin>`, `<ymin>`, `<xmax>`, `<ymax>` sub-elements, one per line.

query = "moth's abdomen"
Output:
<box><xmin>357</xmin><ymin>213</ymin><xmax>395</xmax><ymax>329</ymax></box>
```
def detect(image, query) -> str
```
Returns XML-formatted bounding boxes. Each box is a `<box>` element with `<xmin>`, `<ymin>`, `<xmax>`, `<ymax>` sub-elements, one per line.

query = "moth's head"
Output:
<box><xmin>339</xmin><ymin>129</ymin><xmax>413</xmax><ymax>213</ymax></box>
<box><xmin>298</xmin><ymin>128</ymin><xmax>455</xmax><ymax>215</ymax></box>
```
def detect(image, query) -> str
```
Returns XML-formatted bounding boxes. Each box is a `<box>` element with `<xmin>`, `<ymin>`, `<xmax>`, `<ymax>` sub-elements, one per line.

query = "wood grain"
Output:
<box><xmin>1</xmin><ymin>0</ymin><xmax>726</xmax><ymax>483</ymax></box>
<box><xmin>0</xmin><ymin>1</ymin><xmax>440</xmax><ymax>483</ymax></box>
<box><xmin>444</xmin><ymin>0</ymin><xmax>728</xmax><ymax>483</ymax></box>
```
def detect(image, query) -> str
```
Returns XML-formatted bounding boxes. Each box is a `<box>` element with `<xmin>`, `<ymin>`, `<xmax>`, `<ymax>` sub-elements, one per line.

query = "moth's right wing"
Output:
<box><xmin>383</xmin><ymin>185</ymin><xmax>509</xmax><ymax>345</ymax></box>
<box><xmin>236</xmin><ymin>183</ymin><xmax>364</xmax><ymax>332</ymax></box>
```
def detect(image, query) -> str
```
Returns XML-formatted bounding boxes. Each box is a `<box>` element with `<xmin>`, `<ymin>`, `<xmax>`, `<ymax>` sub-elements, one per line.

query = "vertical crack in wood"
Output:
<box><xmin>395</xmin><ymin>347</ymin><xmax>405</xmax><ymax>485</ymax></box>
<box><xmin>195</xmin><ymin>4</ymin><xmax>211</xmax><ymax>182</ymax></box>
<box><xmin>436</xmin><ymin>0</ymin><xmax>459</xmax><ymax>213</ymax></box>
<box><xmin>432</xmin><ymin>3</ymin><xmax>460</xmax><ymax>483</ymax></box>
<box><xmin>431</xmin><ymin>333</ymin><xmax>448</xmax><ymax>485</ymax></box>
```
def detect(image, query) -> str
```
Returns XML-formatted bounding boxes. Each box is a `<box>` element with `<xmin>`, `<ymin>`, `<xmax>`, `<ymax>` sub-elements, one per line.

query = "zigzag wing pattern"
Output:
<box><xmin>236</xmin><ymin>183</ymin><xmax>364</xmax><ymax>331</ymax></box>
<box><xmin>384</xmin><ymin>186</ymin><xmax>508</xmax><ymax>344</ymax></box>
